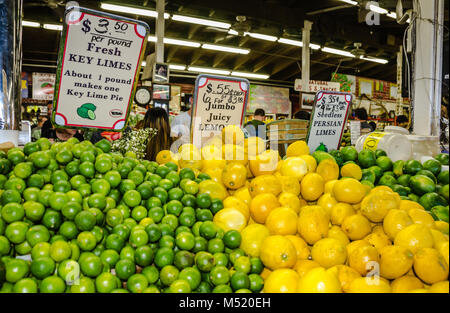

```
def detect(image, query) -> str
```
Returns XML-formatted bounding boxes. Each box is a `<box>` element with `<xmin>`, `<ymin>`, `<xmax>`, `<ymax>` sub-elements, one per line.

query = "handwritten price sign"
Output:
<box><xmin>191</xmin><ymin>75</ymin><xmax>249</xmax><ymax>148</ymax></box>
<box><xmin>51</xmin><ymin>7</ymin><xmax>149</xmax><ymax>131</ymax></box>
<box><xmin>306</xmin><ymin>91</ymin><xmax>352</xmax><ymax>152</ymax></box>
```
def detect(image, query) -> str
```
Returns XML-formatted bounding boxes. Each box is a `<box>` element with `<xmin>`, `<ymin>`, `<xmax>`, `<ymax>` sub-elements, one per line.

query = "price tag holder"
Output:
<box><xmin>52</xmin><ymin>6</ymin><xmax>149</xmax><ymax>131</ymax></box>
<box><xmin>306</xmin><ymin>90</ymin><xmax>352</xmax><ymax>152</ymax></box>
<box><xmin>191</xmin><ymin>74</ymin><xmax>249</xmax><ymax>148</ymax></box>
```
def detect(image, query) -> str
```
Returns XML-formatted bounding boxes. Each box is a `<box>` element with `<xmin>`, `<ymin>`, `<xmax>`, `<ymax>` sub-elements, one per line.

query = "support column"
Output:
<box><xmin>155</xmin><ymin>0</ymin><xmax>165</xmax><ymax>63</ymax></box>
<box><xmin>300</xmin><ymin>20</ymin><xmax>313</xmax><ymax>92</ymax></box>
<box><xmin>412</xmin><ymin>0</ymin><xmax>444</xmax><ymax>136</ymax></box>
<box><xmin>0</xmin><ymin>0</ymin><xmax>22</xmax><ymax>143</ymax></box>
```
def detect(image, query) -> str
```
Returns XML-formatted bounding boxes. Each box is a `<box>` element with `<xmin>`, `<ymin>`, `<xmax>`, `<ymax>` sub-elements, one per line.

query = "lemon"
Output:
<box><xmin>311</xmin><ymin>238</ymin><xmax>347</xmax><ymax>269</ymax></box>
<box><xmin>278</xmin><ymin>176</ymin><xmax>301</xmax><ymax>196</ymax></box>
<box><xmin>280</xmin><ymin>157</ymin><xmax>308</xmax><ymax>181</ymax></box>
<box><xmin>239</xmin><ymin>223</ymin><xmax>270</xmax><ymax>257</ymax></box>
<box><xmin>298</xmin><ymin>154</ymin><xmax>317</xmax><ymax>172</ymax></box>
<box><xmin>340</xmin><ymin>163</ymin><xmax>363</xmax><ymax>180</ymax></box>
<box><xmin>297</xmin><ymin>267</ymin><xmax>342</xmax><ymax>293</ymax></box>
<box><xmin>330</xmin><ymin>202</ymin><xmax>355</xmax><ymax>226</ymax></box>
<box><xmin>316</xmin><ymin>159</ymin><xmax>340</xmax><ymax>182</ymax></box>
<box><xmin>178</xmin><ymin>148</ymin><xmax>202</xmax><ymax>170</ymax></box>
<box><xmin>155</xmin><ymin>150</ymin><xmax>174</xmax><ymax>165</ymax></box>
<box><xmin>213</xmin><ymin>207</ymin><xmax>247</xmax><ymax>232</ymax></box>
<box><xmin>202</xmin><ymin>167</ymin><xmax>223</xmax><ymax>184</ymax></box>
<box><xmin>200</xmin><ymin>144</ymin><xmax>222</xmax><ymax>160</ymax></box>
<box><xmin>244</xmin><ymin>136</ymin><xmax>266</xmax><ymax>159</ymax></box>
<box><xmin>438</xmin><ymin>241</ymin><xmax>449</xmax><ymax>267</ymax></box>
<box><xmin>260</xmin><ymin>235</ymin><xmax>297</xmax><ymax>270</ymax></box>
<box><xmin>263</xmin><ymin>269</ymin><xmax>299</xmax><ymax>293</ymax></box>
<box><xmin>265</xmin><ymin>207</ymin><xmax>298</xmax><ymax>236</ymax></box>
<box><xmin>233</xmin><ymin>186</ymin><xmax>252</xmax><ymax>205</ymax></box>
<box><xmin>408</xmin><ymin>289</ymin><xmax>429</xmax><ymax>293</ymax></box>
<box><xmin>333</xmin><ymin>178</ymin><xmax>367</xmax><ymax>204</ymax></box>
<box><xmin>379</xmin><ymin>245</ymin><xmax>414</xmax><ymax>279</ymax></box>
<box><xmin>300</xmin><ymin>173</ymin><xmax>325</xmax><ymax>201</ymax></box>
<box><xmin>413</xmin><ymin>248</ymin><xmax>449</xmax><ymax>284</ymax></box>
<box><xmin>286</xmin><ymin>140</ymin><xmax>309</xmax><ymax>158</ymax></box>
<box><xmin>394</xmin><ymin>224</ymin><xmax>434</xmax><ymax>254</ymax></box>
<box><xmin>222</xmin><ymin>125</ymin><xmax>244</xmax><ymax>145</ymax></box>
<box><xmin>278</xmin><ymin>192</ymin><xmax>301</xmax><ymax>214</ymax></box>
<box><xmin>408</xmin><ymin>208</ymin><xmax>435</xmax><ymax>229</ymax></box>
<box><xmin>297</xmin><ymin>205</ymin><xmax>330</xmax><ymax>245</ymax></box>
<box><xmin>348</xmin><ymin>244</ymin><xmax>379</xmax><ymax>276</ymax></box>
<box><xmin>434</xmin><ymin>221</ymin><xmax>449</xmax><ymax>235</ymax></box>
<box><xmin>348</xmin><ymin>277</ymin><xmax>392</xmax><ymax>293</ymax></box>
<box><xmin>328</xmin><ymin>225</ymin><xmax>350</xmax><ymax>246</ymax></box>
<box><xmin>360</xmin><ymin>190</ymin><xmax>400</xmax><ymax>222</ymax></box>
<box><xmin>223</xmin><ymin>196</ymin><xmax>250</xmax><ymax>221</ymax></box>
<box><xmin>430</xmin><ymin>229</ymin><xmax>448</xmax><ymax>251</ymax></box>
<box><xmin>327</xmin><ymin>265</ymin><xmax>361</xmax><ymax>293</ymax></box>
<box><xmin>383</xmin><ymin>209</ymin><xmax>414</xmax><ymax>240</ymax></box>
<box><xmin>249</xmin><ymin>174</ymin><xmax>281</xmax><ymax>197</ymax></box>
<box><xmin>399</xmin><ymin>199</ymin><xmax>426</xmax><ymax>212</ymax></box>
<box><xmin>391</xmin><ymin>275</ymin><xmax>424</xmax><ymax>293</ymax></box>
<box><xmin>428</xmin><ymin>281</ymin><xmax>449</xmax><ymax>293</ymax></box>
<box><xmin>363</xmin><ymin>232</ymin><xmax>392</xmax><ymax>250</ymax></box>
<box><xmin>201</xmin><ymin>158</ymin><xmax>226</xmax><ymax>171</ymax></box>
<box><xmin>294</xmin><ymin>259</ymin><xmax>321</xmax><ymax>278</ymax></box>
<box><xmin>198</xmin><ymin>179</ymin><xmax>228</xmax><ymax>201</ymax></box>
<box><xmin>341</xmin><ymin>214</ymin><xmax>372</xmax><ymax>241</ymax></box>
<box><xmin>317</xmin><ymin>193</ymin><xmax>338</xmax><ymax>215</ymax></box>
<box><xmin>285</xmin><ymin>235</ymin><xmax>311</xmax><ymax>261</ymax></box>
<box><xmin>324</xmin><ymin>179</ymin><xmax>338</xmax><ymax>194</ymax></box>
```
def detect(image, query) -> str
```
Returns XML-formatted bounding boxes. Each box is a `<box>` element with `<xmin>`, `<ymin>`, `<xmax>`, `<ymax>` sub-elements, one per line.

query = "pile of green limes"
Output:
<box><xmin>0</xmin><ymin>137</ymin><xmax>264</xmax><ymax>293</ymax></box>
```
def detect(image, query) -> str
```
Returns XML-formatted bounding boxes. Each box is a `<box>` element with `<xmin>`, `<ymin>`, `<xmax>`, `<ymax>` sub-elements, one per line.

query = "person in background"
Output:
<box><xmin>369</xmin><ymin>121</ymin><xmax>377</xmax><ymax>131</ymax></box>
<box><xmin>31</xmin><ymin>115</ymin><xmax>48</xmax><ymax>141</ymax></box>
<box><xmin>244</xmin><ymin>108</ymin><xmax>266</xmax><ymax>139</ymax></box>
<box><xmin>396</xmin><ymin>115</ymin><xmax>409</xmax><ymax>129</ymax></box>
<box><xmin>170</xmin><ymin>96</ymin><xmax>192</xmax><ymax>141</ymax></box>
<box><xmin>139</xmin><ymin>107</ymin><xmax>172</xmax><ymax>161</ymax></box>
<box><xmin>354</xmin><ymin>107</ymin><xmax>375</xmax><ymax>132</ymax></box>
<box><xmin>41</xmin><ymin>102</ymin><xmax>56</xmax><ymax>139</ymax></box>
<box><xmin>293</xmin><ymin>110</ymin><xmax>311</xmax><ymax>120</ymax></box>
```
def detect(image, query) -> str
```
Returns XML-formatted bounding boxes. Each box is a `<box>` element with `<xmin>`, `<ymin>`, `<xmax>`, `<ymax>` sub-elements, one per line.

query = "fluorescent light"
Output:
<box><xmin>164</xmin><ymin>38</ymin><xmax>201</xmax><ymax>48</ymax></box>
<box><xmin>277</xmin><ymin>38</ymin><xmax>320</xmax><ymax>50</ymax></box>
<box><xmin>22</xmin><ymin>21</ymin><xmax>40</xmax><ymax>27</ymax></box>
<box><xmin>43</xmin><ymin>24</ymin><xmax>62</xmax><ymax>31</ymax></box>
<box><xmin>188</xmin><ymin>66</ymin><xmax>230</xmax><ymax>75</ymax></box>
<box><xmin>322</xmin><ymin>47</ymin><xmax>355</xmax><ymax>58</ymax></box>
<box><xmin>339</xmin><ymin>0</ymin><xmax>358</xmax><ymax>5</ymax></box>
<box><xmin>141</xmin><ymin>61</ymin><xmax>146</xmax><ymax>66</ymax></box>
<box><xmin>278</xmin><ymin>38</ymin><xmax>303</xmax><ymax>47</ymax></box>
<box><xmin>169</xmin><ymin>64</ymin><xmax>186</xmax><ymax>70</ymax></box>
<box><xmin>202</xmin><ymin>44</ymin><xmax>249</xmax><ymax>54</ymax></box>
<box><xmin>246</xmin><ymin>32</ymin><xmax>278</xmax><ymax>42</ymax></box>
<box><xmin>228</xmin><ymin>29</ymin><xmax>239</xmax><ymax>35</ymax></box>
<box><xmin>369</xmin><ymin>4</ymin><xmax>389</xmax><ymax>15</ymax></box>
<box><xmin>148</xmin><ymin>36</ymin><xmax>157</xmax><ymax>42</ymax></box>
<box><xmin>231</xmin><ymin>72</ymin><xmax>269</xmax><ymax>79</ymax></box>
<box><xmin>171</xmin><ymin>14</ymin><xmax>230</xmax><ymax>29</ymax></box>
<box><xmin>387</xmin><ymin>12</ymin><xmax>397</xmax><ymax>19</ymax></box>
<box><xmin>360</xmin><ymin>56</ymin><xmax>389</xmax><ymax>64</ymax></box>
<box><xmin>100</xmin><ymin>3</ymin><xmax>169</xmax><ymax>18</ymax></box>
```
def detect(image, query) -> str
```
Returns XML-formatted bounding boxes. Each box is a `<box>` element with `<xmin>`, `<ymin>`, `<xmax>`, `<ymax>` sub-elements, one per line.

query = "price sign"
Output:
<box><xmin>52</xmin><ymin>7</ymin><xmax>149</xmax><ymax>131</ymax></box>
<box><xmin>191</xmin><ymin>75</ymin><xmax>249</xmax><ymax>148</ymax></box>
<box><xmin>306</xmin><ymin>90</ymin><xmax>352</xmax><ymax>152</ymax></box>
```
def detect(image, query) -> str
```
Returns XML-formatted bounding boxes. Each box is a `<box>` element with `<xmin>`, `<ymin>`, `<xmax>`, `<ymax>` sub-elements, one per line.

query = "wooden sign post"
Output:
<box><xmin>306</xmin><ymin>90</ymin><xmax>352</xmax><ymax>152</ymax></box>
<box><xmin>51</xmin><ymin>7</ymin><xmax>149</xmax><ymax>131</ymax></box>
<box><xmin>191</xmin><ymin>75</ymin><xmax>249</xmax><ymax>148</ymax></box>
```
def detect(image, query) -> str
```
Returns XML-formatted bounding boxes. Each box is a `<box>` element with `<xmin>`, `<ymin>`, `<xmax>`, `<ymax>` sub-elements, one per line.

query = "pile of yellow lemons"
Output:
<box><xmin>155</xmin><ymin>125</ymin><xmax>449</xmax><ymax>293</ymax></box>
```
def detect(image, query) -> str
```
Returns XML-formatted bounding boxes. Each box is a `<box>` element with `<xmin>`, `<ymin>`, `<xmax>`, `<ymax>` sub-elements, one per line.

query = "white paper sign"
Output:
<box><xmin>294</xmin><ymin>79</ymin><xmax>341</xmax><ymax>92</ymax></box>
<box><xmin>306</xmin><ymin>91</ymin><xmax>352</xmax><ymax>152</ymax></box>
<box><xmin>191</xmin><ymin>75</ymin><xmax>249</xmax><ymax>148</ymax></box>
<box><xmin>350</xmin><ymin>121</ymin><xmax>361</xmax><ymax>145</ymax></box>
<box><xmin>52</xmin><ymin>7</ymin><xmax>149</xmax><ymax>131</ymax></box>
<box><xmin>32</xmin><ymin>73</ymin><xmax>56</xmax><ymax>100</ymax></box>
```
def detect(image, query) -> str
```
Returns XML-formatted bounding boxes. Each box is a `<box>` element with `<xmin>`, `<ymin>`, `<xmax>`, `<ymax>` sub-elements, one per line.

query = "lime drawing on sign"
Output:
<box><xmin>77</xmin><ymin>103</ymin><xmax>97</xmax><ymax>120</ymax></box>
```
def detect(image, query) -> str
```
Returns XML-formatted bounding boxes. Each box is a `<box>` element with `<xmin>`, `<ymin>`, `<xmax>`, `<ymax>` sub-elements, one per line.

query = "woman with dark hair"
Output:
<box><xmin>354</xmin><ymin>107</ymin><xmax>375</xmax><ymax>132</ymax></box>
<box><xmin>138</xmin><ymin>107</ymin><xmax>172</xmax><ymax>161</ymax></box>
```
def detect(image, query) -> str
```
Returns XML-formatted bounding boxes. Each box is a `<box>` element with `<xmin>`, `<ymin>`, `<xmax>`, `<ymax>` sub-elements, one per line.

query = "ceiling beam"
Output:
<box><xmin>213</xmin><ymin>53</ymin><xmax>229</xmax><ymax>67</ymax></box>
<box><xmin>271</xmin><ymin>59</ymin><xmax>297</xmax><ymax>76</ymax></box>
<box><xmin>252</xmin><ymin>46</ymin><xmax>298</xmax><ymax>72</ymax></box>
<box><xmin>189</xmin><ymin>49</ymin><xmax>204</xmax><ymax>66</ymax></box>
